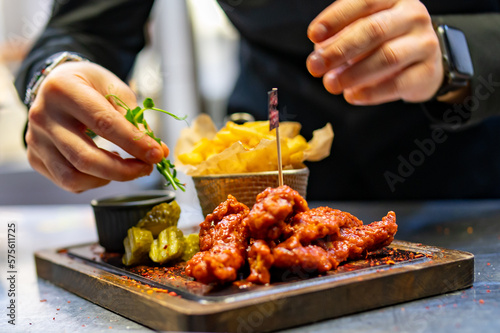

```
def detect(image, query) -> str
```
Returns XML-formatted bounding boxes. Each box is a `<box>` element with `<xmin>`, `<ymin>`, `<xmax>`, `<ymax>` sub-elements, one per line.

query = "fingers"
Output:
<box><xmin>29</xmin><ymin>149</ymin><xmax>112</xmax><ymax>193</ymax></box>
<box><xmin>51</xmin><ymin>125</ymin><xmax>155</xmax><ymax>181</ymax></box>
<box><xmin>322</xmin><ymin>34</ymin><xmax>436</xmax><ymax>95</ymax></box>
<box><xmin>307</xmin><ymin>0</ymin><xmax>441</xmax><ymax>104</ymax></box>
<box><xmin>26</xmin><ymin>121</ymin><xmax>154</xmax><ymax>192</ymax></box>
<box><xmin>307</xmin><ymin>4</ymin><xmax>415</xmax><ymax>77</ymax></box>
<box><xmin>25</xmin><ymin>127</ymin><xmax>112</xmax><ymax>192</ymax></box>
<box><xmin>308</xmin><ymin>0</ymin><xmax>399</xmax><ymax>43</ymax></box>
<box><xmin>161</xmin><ymin>142</ymin><xmax>170</xmax><ymax>158</ymax></box>
<box><xmin>343</xmin><ymin>59</ymin><xmax>443</xmax><ymax>105</ymax></box>
<box><xmin>75</xmin><ymin>88</ymin><xmax>166</xmax><ymax>164</ymax></box>
<box><xmin>39</xmin><ymin>63</ymin><xmax>166</xmax><ymax>165</ymax></box>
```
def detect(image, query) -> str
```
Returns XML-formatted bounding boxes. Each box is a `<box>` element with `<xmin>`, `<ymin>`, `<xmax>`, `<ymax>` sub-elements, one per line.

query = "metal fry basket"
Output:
<box><xmin>192</xmin><ymin>168</ymin><xmax>309</xmax><ymax>217</ymax></box>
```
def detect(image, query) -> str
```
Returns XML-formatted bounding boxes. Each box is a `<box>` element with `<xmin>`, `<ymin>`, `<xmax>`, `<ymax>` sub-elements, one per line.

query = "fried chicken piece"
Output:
<box><xmin>286</xmin><ymin>206</ymin><xmax>363</xmax><ymax>243</ymax></box>
<box><xmin>272</xmin><ymin>211</ymin><xmax>398</xmax><ymax>273</ymax></box>
<box><xmin>198</xmin><ymin>194</ymin><xmax>249</xmax><ymax>251</ymax></box>
<box><xmin>270</xmin><ymin>207</ymin><xmax>363</xmax><ymax>273</ymax></box>
<box><xmin>185</xmin><ymin>195</ymin><xmax>250</xmax><ymax>284</ymax></box>
<box><xmin>244</xmin><ymin>185</ymin><xmax>308</xmax><ymax>282</ymax></box>
<box><xmin>245</xmin><ymin>185</ymin><xmax>308</xmax><ymax>240</ymax></box>
<box><xmin>246</xmin><ymin>240</ymin><xmax>275</xmax><ymax>284</ymax></box>
<box><xmin>272</xmin><ymin>244</ymin><xmax>332</xmax><ymax>272</ymax></box>
<box><xmin>321</xmin><ymin>211</ymin><xmax>398</xmax><ymax>268</ymax></box>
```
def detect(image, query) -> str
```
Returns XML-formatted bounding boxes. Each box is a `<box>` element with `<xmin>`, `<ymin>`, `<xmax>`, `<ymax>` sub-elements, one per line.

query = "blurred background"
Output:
<box><xmin>0</xmin><ymin>0</ymin><xmax>239</xmax><ymax>205</ymax></box>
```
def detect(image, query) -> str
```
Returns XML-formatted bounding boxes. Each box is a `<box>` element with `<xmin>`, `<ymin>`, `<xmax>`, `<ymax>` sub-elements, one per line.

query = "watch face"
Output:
<box><xmin>443</xmin><ymin>25</ymin><xmax>474</xmax><ymax>79</ymax></box>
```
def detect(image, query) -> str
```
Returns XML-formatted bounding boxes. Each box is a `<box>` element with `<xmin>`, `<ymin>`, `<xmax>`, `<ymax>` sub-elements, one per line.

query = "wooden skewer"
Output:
<box><xmin>276</xmin><ymin>125</ymin><xmax>284</xmax><ymax>187</ymax></box>
<box><xmin>269</xmin><ymin>88</ymin><xmax>283</xmax><ymax>187</ymax></box>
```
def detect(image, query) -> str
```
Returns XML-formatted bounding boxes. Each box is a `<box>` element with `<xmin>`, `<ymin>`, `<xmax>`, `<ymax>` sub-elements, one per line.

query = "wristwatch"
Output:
<box><xmin>434</xmin><ymin>24</ymin><xmax>474</xmax><ymax>97</ymax></box>
<box><xmin>24</xmin><ymin>52</ymin><xmax>88</xmax><ymax>108</ymax></box>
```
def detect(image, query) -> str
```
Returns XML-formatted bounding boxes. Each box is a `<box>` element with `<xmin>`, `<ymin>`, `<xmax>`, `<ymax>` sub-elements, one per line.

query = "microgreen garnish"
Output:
<box><xmin>106</xmin><ymin>94</ymin><xmax>187</xmax><ymax>191</ymax></box>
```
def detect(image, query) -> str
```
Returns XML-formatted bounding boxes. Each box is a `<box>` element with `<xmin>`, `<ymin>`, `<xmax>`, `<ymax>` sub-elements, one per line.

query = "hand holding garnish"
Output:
<box><xmin>106</xmin><ymin>94</ymin><xmax>187</xmax><ymax>191</ymax></box>
<box><xmin>25</xmin><ymin>61</ymin><xmax>186</xmax><ymax>192</ymax></box>
<box><xmin>25</xmin><ymin>61</ymin><xmax>169</xmax><ymax>192</ymax></box>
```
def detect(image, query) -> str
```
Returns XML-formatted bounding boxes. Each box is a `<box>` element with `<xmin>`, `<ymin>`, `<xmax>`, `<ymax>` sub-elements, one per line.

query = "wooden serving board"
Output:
<box><xmin>35</xmin><ymin>240</ymin><xmax>474</xmax><ymax>332</ymax></box>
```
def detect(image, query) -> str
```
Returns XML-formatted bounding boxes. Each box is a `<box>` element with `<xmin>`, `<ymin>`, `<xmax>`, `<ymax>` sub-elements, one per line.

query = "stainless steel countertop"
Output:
<box><xmin>0</xmin><ymin>200</ymin><xmax>499</xmax><ymax>332</ymax></box>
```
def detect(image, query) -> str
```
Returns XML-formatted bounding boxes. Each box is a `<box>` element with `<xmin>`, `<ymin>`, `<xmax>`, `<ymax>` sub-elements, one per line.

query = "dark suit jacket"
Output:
<box><xmin>15</xmin><ymin>0</ymin><xmax>500</xmax><ymax>200</ymax></box>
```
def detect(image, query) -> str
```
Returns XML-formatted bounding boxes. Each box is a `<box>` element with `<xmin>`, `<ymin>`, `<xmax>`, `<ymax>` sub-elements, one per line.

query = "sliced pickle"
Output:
<box><xmin>149</xmin><ymin>226</ymin><xmax>185</xmax><ymax>264</ymax></box>
<box><xmin>181</xmin><ymin>233</ymin><xmax>200</xmax><ymax>262</ymax></box>
<box><xmin>136</xmin><ymin>201</ymin><xmax>181</xmax><ymax>237</ymax></box>
<box><xmin>122</xmin><ymin>227</ymin><xmax>154</xmax><ymax>266</ymax></box>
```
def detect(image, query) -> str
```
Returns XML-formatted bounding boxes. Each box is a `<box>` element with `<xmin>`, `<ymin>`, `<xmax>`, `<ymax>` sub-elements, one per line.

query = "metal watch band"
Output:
<box><xmin>24</xmin><ymin>51</ymin><xmax>88</xmax><ymax>108</ymax></box>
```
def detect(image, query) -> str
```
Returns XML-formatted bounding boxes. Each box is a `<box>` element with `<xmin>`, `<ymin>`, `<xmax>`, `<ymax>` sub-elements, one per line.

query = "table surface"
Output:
<box><xmin>0</xmin><ymin>200</ymin><xmax>499</xmax><ymax>333</ymax></box>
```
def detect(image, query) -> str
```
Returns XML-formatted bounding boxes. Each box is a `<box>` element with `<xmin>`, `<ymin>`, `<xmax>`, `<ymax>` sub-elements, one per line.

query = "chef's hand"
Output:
<box><xmin>306</xmin><ymin>0</ymin><xmax>443</xmax><ymax>105</ymax></box>
<box><xmin>25</xmin><ymin>61</ymin><xmax>169</xmax><ymax>193</ymax></box>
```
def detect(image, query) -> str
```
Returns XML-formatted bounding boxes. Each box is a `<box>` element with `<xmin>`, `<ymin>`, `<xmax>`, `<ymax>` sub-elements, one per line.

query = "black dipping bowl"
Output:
<box><xmin>91</xmin><ymin>190</ymin><xmax>175</xmax><ymax>253</ymax></box>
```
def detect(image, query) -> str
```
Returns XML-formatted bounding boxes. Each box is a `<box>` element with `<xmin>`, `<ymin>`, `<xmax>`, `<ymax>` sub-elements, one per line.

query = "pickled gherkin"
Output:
<box><xmin>122</xmin><ymin>227</ymin><xmax>153</xmax><ymax>266</ymax></box>
<box><xmin>181</xmin><ymin>233</ymin><xmax>200</xmax><ymax>261</ymax></box>
<box><xmin>149</xmin><ymin>226</ymin><xmax>185</xmax><ymax>264</ymax></box>
<box><xmin>136</xmin><ymin>201</ymin><xmax>181</xmax><ymax>237</ymax></box>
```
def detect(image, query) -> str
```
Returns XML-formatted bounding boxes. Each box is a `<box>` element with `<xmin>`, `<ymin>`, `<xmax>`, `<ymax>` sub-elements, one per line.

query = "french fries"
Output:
<box><xmin>175</xmin><ymin>115</ymin><xmax>333</xmax><ymax>176</ymax></box>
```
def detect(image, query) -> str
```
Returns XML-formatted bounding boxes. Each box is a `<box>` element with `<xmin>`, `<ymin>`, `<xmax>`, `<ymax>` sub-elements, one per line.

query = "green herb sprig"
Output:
<box><xmin>106</xmin><ymin>94</ymin><xmax>187</xmax><ymax>191</ymax></box>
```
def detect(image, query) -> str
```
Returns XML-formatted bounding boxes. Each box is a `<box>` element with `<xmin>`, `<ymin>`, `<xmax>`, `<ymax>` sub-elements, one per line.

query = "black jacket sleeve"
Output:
<box><xmin>424</xmin><ymin>13</ymin><xmax>500</xmax><ymax>129</ymax></box>
<box><xmin>14</xmin><ymin>0</ymin><xmax>155</xmax><ymax>104</ymax></box>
